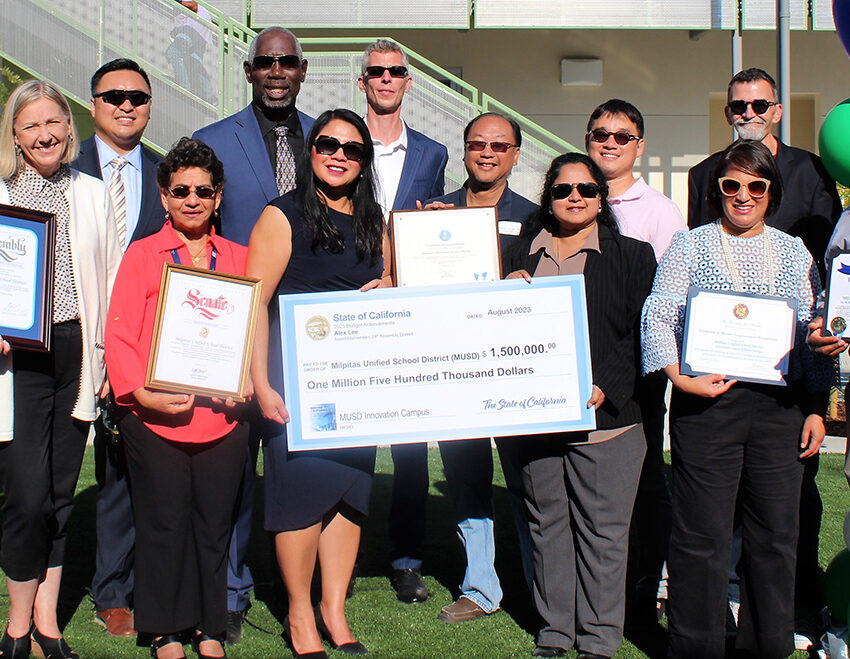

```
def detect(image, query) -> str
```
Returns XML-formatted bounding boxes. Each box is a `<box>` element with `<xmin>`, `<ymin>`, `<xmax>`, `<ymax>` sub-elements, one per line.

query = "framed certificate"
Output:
<box><xmin>0</xmin><ymin>203</ymin><xmax>55</xmax><ymax>351</ymax></box>
<box><xmin>825</xmin><ymin>250</ymin><xmax>850</xmax><ymax>338</ymax></box>
<box><xmin>680</xmin><ymin>287</ymin><xmax>797</xmax><ymax>386</ymax></box>
<box><xmin>390</xmin><ymin>206</ymin><xmax>502</xmax><ymax>287</ymax></box>
<box><xmin>146</xmin><ymin>263</ymin><xmax>261</xmax><ymax>401</ymax></box>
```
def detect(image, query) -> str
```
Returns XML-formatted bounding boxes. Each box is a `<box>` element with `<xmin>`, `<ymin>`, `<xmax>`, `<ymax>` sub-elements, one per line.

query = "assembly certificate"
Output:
<box><xmin>825</xmin><ymin>250</ymin><xmax>850</xmax><ymax>339</ymax></box>
<box><xmin>278</xmin><ymin>276</ymin><xmax>596</xmax><ymax>451</ymax></box>
<box><xmin>680</xmin><ymin>287</ymin><xmax>797</xmax><ymax>385</ymax></box>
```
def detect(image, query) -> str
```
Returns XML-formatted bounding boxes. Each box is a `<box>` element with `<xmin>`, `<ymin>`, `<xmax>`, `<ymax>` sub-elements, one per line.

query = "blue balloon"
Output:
<box><xmin>835</xmin><ymin>0</ymin><xmax>850</xmax><ymax>59</ymax></box>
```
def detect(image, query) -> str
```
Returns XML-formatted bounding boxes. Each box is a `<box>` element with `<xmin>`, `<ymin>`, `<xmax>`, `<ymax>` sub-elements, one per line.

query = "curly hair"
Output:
<box><xmin>157</xmin><ymin>137</ymin><xmax>224</xmax><ymax>190</ymax></box>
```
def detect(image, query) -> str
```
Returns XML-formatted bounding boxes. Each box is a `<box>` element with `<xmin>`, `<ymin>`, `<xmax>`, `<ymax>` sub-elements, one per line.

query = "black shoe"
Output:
<box><xmin>0</xmin><ymin>624</ymin><xmax>31</xmax><ymax>659</ymax></box>
<box><xmin>30</xmin><ymin>626</ymin><xmax>79</xmax><ymax>659</ymax></box>
<box><xmin>281</xmin><ymin>616</ymin><xmax>329</xmax><ymax>659</ymax></box>
<box><xmin>313</xmin><ymin>606</ymin><xmax>368</xmax><ymax>655</ymax></box>
<box><xmin>576</xmin><ymin>653</ymin><xmax>610</xmax><ymax>659</ymax></box>
<box><xmin>150</xmin><ymin>633</ymin><xmax>185</xmax><ymax>659</ymax></box>
<box><xmin>391</xmin><ymin>568</ymin><xmax>429</xmax><ymax>604</ymax></box>
<box><xmin>532</xmin><ymin>646</ymin><xmax>566</xmax><ymax>658</ymax></box>
<box><xmin>225</xmin><ymin>607</ymin><xmax>247</xmax><ymax>646</ymax></box>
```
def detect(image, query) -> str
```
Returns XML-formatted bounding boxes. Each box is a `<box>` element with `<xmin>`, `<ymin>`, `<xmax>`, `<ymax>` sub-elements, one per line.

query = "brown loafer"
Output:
<box><xmin>95</xmin><ymin>607</ymin><xmax>136</xmax><ymax>637</ymax></box>
<box><xmin>437</xmin><ymin>596</ymin><xmax>495</xmax><ymax>623</ymax></box>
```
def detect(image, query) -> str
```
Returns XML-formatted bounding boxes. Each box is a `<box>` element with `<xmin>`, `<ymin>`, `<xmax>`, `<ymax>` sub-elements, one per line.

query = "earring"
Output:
<box><xmin>165</xmin><ymin>211</ymin><xmax>172</xmax><ymax>221</ymax></box>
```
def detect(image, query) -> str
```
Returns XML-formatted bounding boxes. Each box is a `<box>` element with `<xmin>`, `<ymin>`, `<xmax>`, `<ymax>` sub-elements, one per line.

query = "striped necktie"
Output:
<box><xmin>107</xmin><ymin>156</ymin><xmax>128</xmax><ymax>250</ymax></box>
<box><xmin>274</xmin><ymin>125</ymin><xmax>296</xmax><ymax>195</ymax></box>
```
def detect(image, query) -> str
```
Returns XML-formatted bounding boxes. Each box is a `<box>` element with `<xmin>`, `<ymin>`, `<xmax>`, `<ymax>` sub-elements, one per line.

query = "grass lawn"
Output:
<box><xmin>4</xmin><ymin>447</ymin><xmax>848</xmax><ymax>658</ymax></box>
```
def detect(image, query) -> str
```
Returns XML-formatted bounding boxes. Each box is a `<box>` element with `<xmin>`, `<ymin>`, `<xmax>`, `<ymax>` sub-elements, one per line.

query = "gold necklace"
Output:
<box><xmin>186</xmin><ymin>240</ymin><xmax>208</xmax><ymax>266</ymax></box>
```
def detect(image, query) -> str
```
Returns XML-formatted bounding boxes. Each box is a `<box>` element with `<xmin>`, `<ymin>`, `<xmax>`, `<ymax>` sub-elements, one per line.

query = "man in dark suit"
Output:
<box><xmin>192</xmin><ymin>26</ymin><xmax>314</xmax><ymax>644</ymax></box>
<box><xmin>688</xmin><ymin>67</ymin><xmax>842</xmax><ymax>649</ymax></box>
<box><xmin>73</xmin><ymin>57</ymin><xmax>163</xmax><ymax>638</ymax></box>
<box><xmin>357</xmin><ymin>38</ymin><xmax>448</xmax><ymax>605</ymax></box>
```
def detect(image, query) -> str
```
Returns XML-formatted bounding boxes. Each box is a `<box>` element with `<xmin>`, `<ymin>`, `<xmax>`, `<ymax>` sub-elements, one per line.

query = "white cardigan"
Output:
<box><xmin>0</xmin><ymin>168</ymin><xmax>121</xmax><ymax>440</ymax></box>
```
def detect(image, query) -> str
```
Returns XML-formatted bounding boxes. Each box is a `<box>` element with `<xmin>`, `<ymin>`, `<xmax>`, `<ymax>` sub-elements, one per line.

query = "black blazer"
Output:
<box><xmin>504</xmin><ymin>223</ymin><xmax>657</xmax><ymax>430</ymax></box>
<box><xmin>72</xmin><ymin>136</ymin><xmax>165</xmax><ymax>244</ymax></box>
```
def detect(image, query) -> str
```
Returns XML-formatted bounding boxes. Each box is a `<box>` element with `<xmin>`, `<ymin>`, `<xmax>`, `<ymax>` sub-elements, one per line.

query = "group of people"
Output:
<box><xmin>0</xmin><ymin>22</ymin><xmax>844</xmax><ymax>659</ymax></box>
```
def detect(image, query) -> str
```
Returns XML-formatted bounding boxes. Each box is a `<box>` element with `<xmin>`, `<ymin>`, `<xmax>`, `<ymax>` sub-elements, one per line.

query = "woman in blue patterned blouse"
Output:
<box><xmin>641</xmin><ymin>139</ymin><xmax>831</xmax><ymax>659</ymax></box>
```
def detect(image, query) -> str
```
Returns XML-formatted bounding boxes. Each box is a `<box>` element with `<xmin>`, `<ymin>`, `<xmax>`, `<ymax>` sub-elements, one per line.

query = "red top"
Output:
<box><xmin>105</xmin><ymin>221</ymin><xmax>248</xmax><ymax>443</ymax></box>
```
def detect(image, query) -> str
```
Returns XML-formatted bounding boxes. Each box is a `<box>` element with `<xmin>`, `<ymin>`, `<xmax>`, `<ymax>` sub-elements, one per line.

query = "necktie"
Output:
<box><xmin>274</xmin><ymin>125</ymin><xmax>296</xmax><ymax>195</ymax></box>
<box><xmin>107</xmin><ymin>157</ymin><xmax>128</xmax><ymax>250</ymax></box>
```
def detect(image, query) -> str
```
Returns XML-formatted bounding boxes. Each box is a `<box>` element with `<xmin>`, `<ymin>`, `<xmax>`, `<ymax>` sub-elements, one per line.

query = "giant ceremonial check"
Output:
<box><xmin>277</xmin><ymin>277</ymin><xmax>595</xmax><ymax>450</ymax></box>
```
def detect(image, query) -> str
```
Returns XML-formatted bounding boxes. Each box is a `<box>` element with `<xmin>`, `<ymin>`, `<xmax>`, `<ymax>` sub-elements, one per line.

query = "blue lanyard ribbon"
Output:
<box><xmin>171</xmin><ymin>245</ymin><xmax>217</xmax><ymax>271</ymax></box>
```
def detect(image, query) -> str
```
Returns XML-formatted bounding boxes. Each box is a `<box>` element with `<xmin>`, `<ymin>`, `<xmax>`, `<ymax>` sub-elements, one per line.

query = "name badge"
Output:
<box><xmin>498</xmin><ymin>220</ymin><xmax>522</xmax><ymax>236</ymax></box>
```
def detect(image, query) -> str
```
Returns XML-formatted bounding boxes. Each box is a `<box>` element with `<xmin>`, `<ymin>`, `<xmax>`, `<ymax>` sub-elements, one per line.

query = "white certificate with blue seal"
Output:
<box><xmin>278</xmin><ymin>277</ymin><xmax>596</xmax><ymax>451</ymax></box>
<box><xmin>390</xmin><ymin>206</ymin><xmax>501</xmax><ymax>286</ymax></box>
<box><xmin>825</xmin><ymin>250</ymin><xmax>850</xmax><ymax>339</ymax></box>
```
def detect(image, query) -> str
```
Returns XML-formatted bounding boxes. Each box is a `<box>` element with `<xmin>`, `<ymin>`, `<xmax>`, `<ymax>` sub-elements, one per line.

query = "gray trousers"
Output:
<box><xmin>520</xmin><ymin>425</ymin><xmax>645</xmax><ymax>656</ymax></box>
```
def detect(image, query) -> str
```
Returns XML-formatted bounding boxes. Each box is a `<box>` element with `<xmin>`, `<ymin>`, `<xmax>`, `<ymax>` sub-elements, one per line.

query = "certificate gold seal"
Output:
<box><xmin>199</xmin><ymin>327</ymin><xmax>209</xmax><ymax>338</ymax></box>
<box><xmin>733</xmin><ymin>303</ymin><xmax>749</xmax><ymax>319</ymax></box>
<box><xmin>831</xmin><ymin>316</ymin><xmax>847</xmax><ymax>334</ymax></box>
<box><xmin>305</xmin><ymin>315</ymin><xmax>330</xmax><ymax>341</ymax></box>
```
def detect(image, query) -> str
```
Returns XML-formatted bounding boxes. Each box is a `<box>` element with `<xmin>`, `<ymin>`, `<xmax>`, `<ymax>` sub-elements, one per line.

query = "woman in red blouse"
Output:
<box><xmin>105</xmin><ymin>137</ymin><xmax>247</xmax><ymax>659</ymax></box>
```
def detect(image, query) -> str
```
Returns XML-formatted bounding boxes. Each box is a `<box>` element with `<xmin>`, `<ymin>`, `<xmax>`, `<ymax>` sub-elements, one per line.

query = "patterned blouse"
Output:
<box><xmin>6</xmin><ymin>164</ymin><xmax>78</xmax><ymax>323</ymax></box>
<box><xmin>640</xmin><ymin>222</ymin><xmax>832</xmax><ymax>392</ymax></box>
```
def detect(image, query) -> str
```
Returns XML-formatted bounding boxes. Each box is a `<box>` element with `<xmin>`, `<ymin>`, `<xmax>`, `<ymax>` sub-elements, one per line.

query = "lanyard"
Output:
<box><xmin>716</xmin><ymin>220</ymin><xmax>774</xmax><ymax>296</ymax></box>
<box><xmin>171</xmin><ymin>245</ymin><xmax>217</xmax><ymax>271</ymax></box>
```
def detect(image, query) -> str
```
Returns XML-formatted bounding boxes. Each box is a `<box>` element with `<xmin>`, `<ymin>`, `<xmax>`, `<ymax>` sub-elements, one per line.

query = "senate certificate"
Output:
<box><xmin>277</xmin><ymin>276</ymin><xmax>596</xmax><ymax>451</ymax></box>
<box><xmin>825</xmin><ymin>250</ymin><xmax>850</xmax><ymax>339</ymax></box>
<box><xmin>390</xmin><ymin>206</ymin><xmax>501</xmax><ymax>286</ymax></box>
<box><xmin>680</xmin><ymin>287</ymin><xmax>798</xmax><ymax>386</ymax></box>
<box><xmin>146</xmin><ymin>263</ymin><xmax>261</xmax><ymax>401</ymax></box>
<box><xmin>0</xmin><ymin>204</ymin><xmax>55</xmax><ymax>351</ymax></box>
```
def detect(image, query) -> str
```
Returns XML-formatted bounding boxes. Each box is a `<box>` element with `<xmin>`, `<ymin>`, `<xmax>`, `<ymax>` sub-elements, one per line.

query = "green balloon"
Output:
<box><xmin>819</xmin><ymin>99</ymin><xmax>850</xmax><ymax>187</ymax></box>
<box><xmin>826</xmin><ymin>549</ymin><xmax>850</xmax><ymax>624</ymax></box>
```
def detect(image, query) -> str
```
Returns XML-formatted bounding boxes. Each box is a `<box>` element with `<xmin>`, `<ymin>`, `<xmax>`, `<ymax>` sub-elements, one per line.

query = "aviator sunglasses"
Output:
<box><xmin>717</xmin><ymin>176</ymin><xmax>771</xmax><ymax>199</ymax></box>
<box><xmin>727</xmin><ymin>99</ymin><xmax>777</xmax><ymax>115</ymax></box>
<box><xmin>364</xmin><ymin>65</ymin><xmax>409</xmax><ymax>78</ymax></box>
<box><xmin>587</xmin><ymin>128</ymin><xmax>640</xmax><ymax>146</ymax></box>
<box><xmin>551</xmin><ymin>182</ymin><xmax>601</xmax><ymax>199</ymax></box>
<box><xmin>93</xmin><ymin>89</ymin><xmax>151</xmax><ymax>107</ymax></box>
<box><xmin>464</xmin><ymin>140</ymin><xmax>516</xmax><ymax>153</ymax></box>
<box><xmin>252</xmin><ymin>55</ymin><xmax>302</xmax><ymax>69</ymax></box>
<box><xmin>313</xmin><ymin>135</ymin><xmax>366</xmax><ymax>163</ymax></box>
<box><xmin>168</xmin><ymin>185</ymin><xmax>218</xmax><ymax>199</ymax></box>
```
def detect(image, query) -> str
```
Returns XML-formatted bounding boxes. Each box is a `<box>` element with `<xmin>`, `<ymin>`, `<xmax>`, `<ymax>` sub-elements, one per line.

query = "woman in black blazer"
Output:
<box><xmin>504</xmin><ymin>152</ymin><xmax>656</xmax><ymax>659</ymax></box>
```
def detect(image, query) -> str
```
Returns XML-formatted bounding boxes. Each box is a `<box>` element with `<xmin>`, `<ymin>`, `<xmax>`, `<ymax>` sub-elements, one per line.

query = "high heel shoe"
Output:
<box><xmin>150</xmin><ymin>633</ymin><xmax>185</xmax><ymax>659</ymax></box>
<box><xmin>30</xmin><ymin>625</ymin><xmax>78</xmax><ymax>659</ymax></box>
<box><xmin>281</xmin><ymin>616</ymin><xmax>328</xmax><ymax>659</ymax></box>
<box><xmin>313</xmin><ymin>606</ymin><xmax>368</xmax><ymax>655</ymax></box>
<box><xmin>191</xmin><ymin>630</ymin><xmax>227</xmax><ymax>659</ymax></box>
<box><xmin>0</xmin><ymin>623</ymin><xmax>31</xmax><ymax>659</ymax></box>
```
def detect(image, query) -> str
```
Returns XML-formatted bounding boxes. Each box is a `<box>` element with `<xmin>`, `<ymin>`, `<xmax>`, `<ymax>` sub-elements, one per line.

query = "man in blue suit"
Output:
<box><xmin>357</xmin><ymin>39</ymin><xmax>448</xmax><ymax>605</ymax></box>
<box><xmin>192</xmin><ymin>26</ymin><xmax>314</xmax><ymax>644</ymax></box>
<box><xmin>73</xmin><ymin>58</ymin><xmax>163</xmax><ymax>638</ymax></box>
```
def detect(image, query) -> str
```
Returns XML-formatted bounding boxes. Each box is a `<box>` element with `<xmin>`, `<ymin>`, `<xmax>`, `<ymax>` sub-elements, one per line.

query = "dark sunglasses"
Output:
<box><xmin>464</xmin><ymin>140</ymin><xmax>516</xmax><ymax>153</ymax></box>
<box><xmin>252</xmin><ymin>55</ymin><xmax>302</xmax><ymax>70</ymax></box>
<box><xmin>727</xmin><ymin>99</ymin><xmax>777</xmax><ymax>115</ymax></box>
<box><xmin>313</xmin><ymin>135</ymin><xmax>365</xmax><ymax>163</ymax></box>
<box><xmin>551</xmin><ymin>182</ymin><xmax>601</xmax><ymax>200</ymax></box>
<box><xmin>587</xmin><ymin>129</ymin><xmax>640</xmax><ymax>146</ymax></box>
<box><xmin>93</xmin><ymin>90</ymin><xmax>151</xmax><ymax>107</ymax></box>
<box><xmin>168</xmin><ymin>185</ymin><xmax>218</xmax><ymax>199</ymax></box>
<box><xmin>717</xmin><ymin>176</ymin><xmax>771</xmax><ymax>199</ymax></box>
<box><xmin>363</xmin><ymin>65</ymin><xmax>408</xmax><ymax>78</ymax></box>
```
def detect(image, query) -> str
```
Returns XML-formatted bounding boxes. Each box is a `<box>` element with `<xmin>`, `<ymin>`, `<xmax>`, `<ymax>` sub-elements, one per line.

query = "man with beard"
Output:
<box><xmin>192</xmin><ymin>26</ymin><xmax>314</xmax><ymax>644</ymax></box>
<box><xmin>687</xmin><ymin>67</ymin><xmax>841</xmax><ymax>650</ymax></box>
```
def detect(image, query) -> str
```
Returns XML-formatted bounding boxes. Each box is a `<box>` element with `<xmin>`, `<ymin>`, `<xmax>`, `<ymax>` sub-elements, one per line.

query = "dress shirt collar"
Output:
<box><xmin>609</xmin><ymin>176</ymin><xmax>648</xmax><ymax>204</ymax></box>
<box><xmin>252</xmin><ymin>103</ymin><xmax>303</xmax><ymax>139</ymax></box>
<box><xmin>529</xmin><ymin>223</ymin><xmax>601</xmax><ymax>258</ymax></box>
<box><xmin>370</xmin><ymin>119</ymin><xmax>408</xmax><ymax>153</ymax></box>
<box><xmin>95</xmin><ymin>134</ymin><xmax>142</xmax><ymax>174</ymax></box>
<box><xmin>156</xmin><ymin>219</ymin><xmax>223</xmax><ymax>255</ymax></box>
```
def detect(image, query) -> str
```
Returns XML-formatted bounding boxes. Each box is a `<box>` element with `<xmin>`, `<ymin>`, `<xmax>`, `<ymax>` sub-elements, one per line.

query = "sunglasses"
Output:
<box><xmin>168</xmin><ymin>185</ymin><xmax>218</xmax><ymax>199</ymax></box>
<box><xmin>252</xmin><ymin>55</ymin><xmax>302</xmax><ymax>70</ymax></box>
<box><xmin>727</xmin><ymin>99</ymin><xmax>777</xmax><ymax>115</ymax></box>
<box><xmin>551</xmin><ymin>182</ymin><xmax>601</xmax><ymax>200</ymax></box>
<box><xmin>587</xmin><ymin>129</ymin><xmax>640</xmax><ymax>146</ymax></box>
<box><xmin>717</xmin><ymin>176</ymin><xmax>771</xmax><ymax>199</ymax></box>
<box><xmin>313</xmin><ymin>135</ymin><xmax>365</xmax><ymax>163</ymax></box>
<box><xmin>363</xmin><ymin>65</ymin><xmax>409</xmax><ymax>78</ymax></box>
<box><xmin>464</xmin><ymin>141</ymin><xmax>517</xmax><ymax>153</ymax></box>
<box><xmin>93</xmin><ymin>90</ymin><xmax>151</xmax><ymax>107</ymax></box>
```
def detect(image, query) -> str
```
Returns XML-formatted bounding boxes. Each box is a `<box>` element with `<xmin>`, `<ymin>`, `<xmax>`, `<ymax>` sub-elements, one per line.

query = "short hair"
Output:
<box><xmin>90</xmin><ymin>58</ymin><xmax>152</xmax><ymax>96</ymax></box>
<box><xmin>706</xmin><ymin>139</ymin><xmax>783</xmax><ymax>220</ymax></box>
<box><xmin>727</xmin><ymin>68</ymin><xmax>778</xmax><ymax>103</ymax></box>
<box><xmin>463</xmin><ymin>112</ymin><xmax>522</xmax><ymax>149</ymax></box>
<box><xmin>0</xmin><ymin>80</ymin><xmax>79</xmax><ymax>179</ymax></box>
<box><xmin>585</xmin><ymin>99</ymin><xmax>644</xmax><ymax>138</ymax></box>
<box><xmin>247</xmin><ymin>26</ymin><xmax>303</xmax><ymax>64</ymax></box>
<box><xmin>157</xmin><ymin>137</ymin><xmax>225</xmax><ymax>190</ymax></box>
<box><xmin>361</xmin><ymin>39</ymin><xmax>409</xmax><ymax>74</ymax></box>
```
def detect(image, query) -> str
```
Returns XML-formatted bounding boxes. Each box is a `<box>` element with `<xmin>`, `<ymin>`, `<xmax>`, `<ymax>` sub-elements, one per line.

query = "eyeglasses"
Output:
<box><xmin>313</xmin><ymin>135</ymin><xmax>365</xmax><ymax>163</ymax></box>
<box><xmin>168</xmin><ymin>185</ymin><xmax>218</xmax><ymax>199</ymax></box>
<box><xmin>363</xmin><ymin>65</ymin><xmax>409</xmax><ymax>78</ymax></box>
<box><xmin>727</xmin><ymin>99</ymin><xmax>777</xmax><ymax>115</ymax></box>
<box><xmin>464</xmin><ymin>141</ymin><xmax>517</xmax><ymax>153</ymax></box>
<box><xmin>586</xmin><ymin>129</ymin><xmax>640</xmax><ymax>146</ymax></box>
<box><xmin>551</xmin><ymin>182</ymin><xmax>601</xmax><ymax>200</ymax></box>
<box><xmin>717</xmin><ymin>176</ymin><xmax>771</xmax><ymax>199</ymax></box>
<box><xmin>93</xmin><ymin>90</ymin><xmax>151</xmax><ymax>107</ymax></box>
<box><xmin>251</xmin><ymin>55</ymin><xmax>302</xmax><ymax>70</ymax></box>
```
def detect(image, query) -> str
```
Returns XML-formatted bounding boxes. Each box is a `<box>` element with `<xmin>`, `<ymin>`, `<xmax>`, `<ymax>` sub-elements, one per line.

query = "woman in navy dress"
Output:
<box><xmin>247</xmin><ymin>108</ymin><xmax>390</xmax><ymax>658</ymax></box>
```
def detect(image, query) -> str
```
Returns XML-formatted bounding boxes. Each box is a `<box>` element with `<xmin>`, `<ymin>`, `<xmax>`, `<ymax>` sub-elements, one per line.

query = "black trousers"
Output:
<box><xmin>388</xmin><ymin>441</ymin><xmax>429</xmax><ymax>564</ymax></box>
<box><xmin>0</xmin><ymin>321</ymin><xmax>89</xmax><ymax>581</ymax></box>
<box><xmin>666</xmin><ymin>384</ymin><xmax>803</xmax><ymax>659</ymax></box>
<box><xmin>122</xmin><ymin>414</ymin><xmax>248</xmax><ymax>636</ymax></box>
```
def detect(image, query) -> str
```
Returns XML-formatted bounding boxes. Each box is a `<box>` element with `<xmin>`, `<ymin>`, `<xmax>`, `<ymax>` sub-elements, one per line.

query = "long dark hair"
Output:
<box><xmin>295</xmin><ymin>109</ymin><xmax>383</xmax><ymax>265</ymax></box>
<box><xmin>521</xmin><ymin>152</ymin><xmax>620</xmax><ymax>239</ymax></box>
